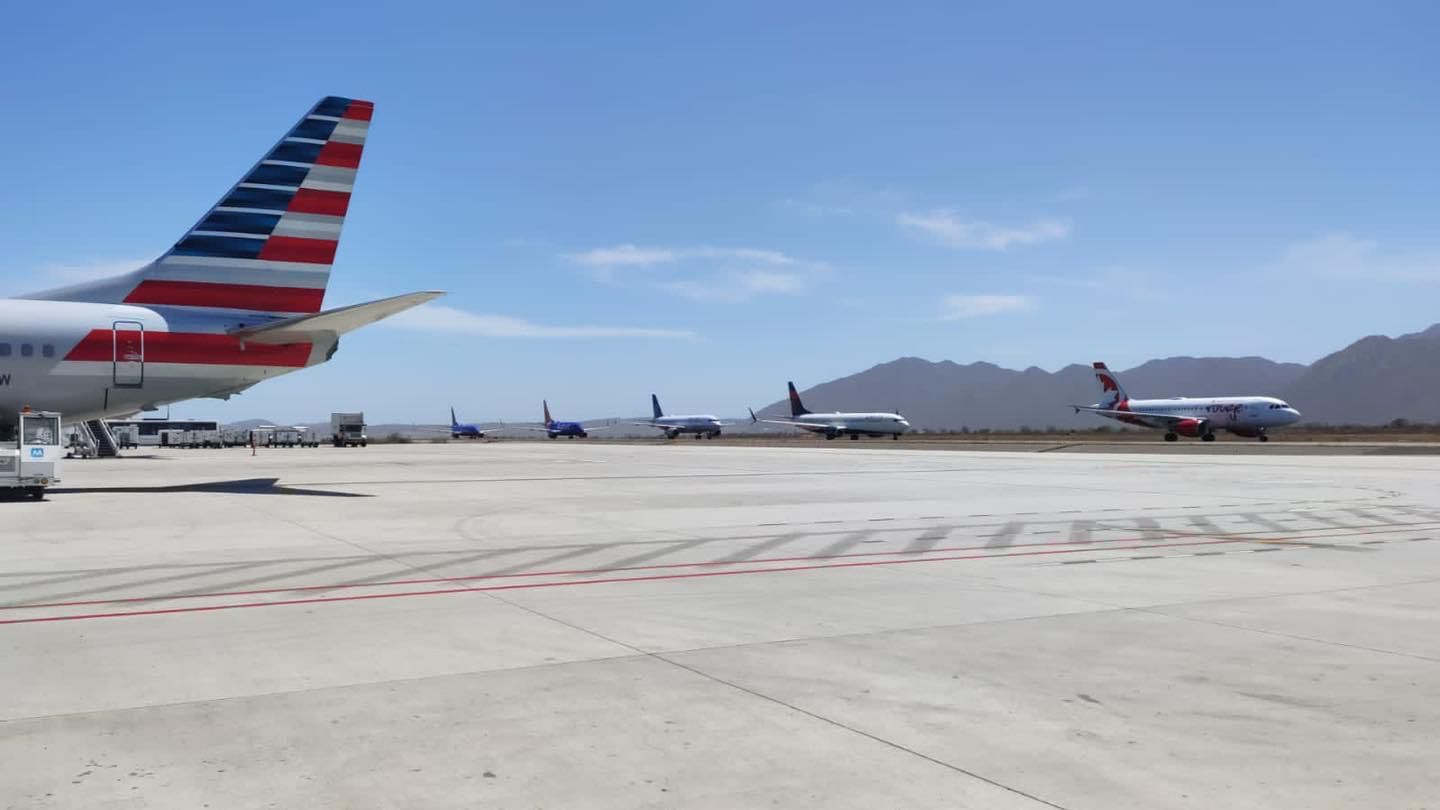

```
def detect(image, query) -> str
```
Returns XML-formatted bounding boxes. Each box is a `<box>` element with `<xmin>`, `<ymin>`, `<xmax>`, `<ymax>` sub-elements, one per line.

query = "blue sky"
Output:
<box><xmin>3</xmin><ymin>2</ymin><xmax>1437</xmax><ymax>422</ymax></box>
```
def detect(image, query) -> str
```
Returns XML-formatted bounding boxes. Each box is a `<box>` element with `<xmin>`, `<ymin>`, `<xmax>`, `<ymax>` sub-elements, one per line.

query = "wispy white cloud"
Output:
<box><xmin>564</xmin><ymin>243</ymin><xmax>828</xmax><ymax>301</ymax></box>
<box><xmin>662</xmin><ymin>270</ymin><xmax>808</xmax><ymax>303</ymax></box>
<box><xmin>898</xmin><ymin>210</ymin><xmax>1071</xmax><ymax>251</ymax></box>
<box><xmin>1272</xmin><ymin>233</ymin><xmax>1440</xmax><ymax>282</ymax></box>
<box><xmin>774</xmin><ymin>180</ymin><xmax>912</xmax><ymax>220</ymax></box>
<box><xmin>1025</xmin><ymin>267</ymin><xmax>1167</xmax><ymax>302</ymax></box>
<box><xmin>564</xmin><ymin>243</ymin><xmax>679</xmax><ymax>268</ymax></box>
<box><xmin>939</xmin><ymin>294</ymin><xmax>1036</xmax><ymax>320</ymax></box>
<box><xmin>382</xmin><ymin>304</ymin><xmax>696</xmax><ymax>339</ymax></box>
<box><xmin>565</xmin><ymin>244</ymin><xmax>804</xmax><ymax>269</ymax></box>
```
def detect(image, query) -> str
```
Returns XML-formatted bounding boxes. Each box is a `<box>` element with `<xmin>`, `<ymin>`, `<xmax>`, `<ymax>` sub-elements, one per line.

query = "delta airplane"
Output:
<box><xmin>512</xmin><ymin>401</ymin><xmax>611</xmax><ymax>439</ymax></box>
<box><xmin>0</xmin><ymin>96</ymin><xmax>441</xmax><ymax>430</ymax></box>
<box><xmin>630</xmin><ymin>394</ymin><xmax>725</xmax><ymax>439</ymax></box>
<box><xmin>751</xmin><ymin>381</ymin><xmax>910</xmax><ymax>440</ymax></box>
<box><xmin>1075</xmin><ymin>362</ymin><xmax>1301</xmax><ymax>442</ymax></box>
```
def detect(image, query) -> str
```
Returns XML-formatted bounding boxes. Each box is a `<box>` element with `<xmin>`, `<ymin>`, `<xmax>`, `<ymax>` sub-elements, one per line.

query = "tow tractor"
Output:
<box><xmin>0</xmin><ymin>410</ymin><xmax>62</xmax><ymax>500</ymax></box>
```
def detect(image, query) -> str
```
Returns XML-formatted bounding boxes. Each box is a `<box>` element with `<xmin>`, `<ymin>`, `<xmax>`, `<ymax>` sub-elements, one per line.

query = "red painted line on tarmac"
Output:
<box><xmin>1</xmin><ymin>531</ymin><xmax>1244</xmax><ymax>611</ymax></box>
<box><xmin>4</xmin><ymin>521</ymin><xmax>1431</xmax><ymax>613</ymax></box>
<box><xmin>0</xmin><ymin>537</ymin><xmax>1251</xmax><ymax>625</ymax></box>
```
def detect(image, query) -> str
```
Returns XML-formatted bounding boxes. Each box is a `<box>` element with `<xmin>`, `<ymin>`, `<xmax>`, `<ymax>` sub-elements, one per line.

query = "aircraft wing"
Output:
<box><xmin>757</xmin><ymin>417</ymin><xmax>839</xmax><ymax>431</ymax></box>
<box><xmin>230</xmin><ymin>291</ymin><xmax>445</xmax><ymax>345</ymax></box>
<box><xmin>1075</xmin><ymin>406</ymin><xmax>1198</xmax><ymax>425</ymax></box>
<box><xmin>504</xmin><ymin>425</ymin><xmax>552</xmax><ymax>433</ymax></box>
<box><xmin>583</xmin><ymin>423</ymin><xmax>615</xmax><ymax>431</ymax></box>
<box><xmin>747</xmin><ymin>408</ymin><xmax>824</xmax><ymax>429</ymax></box>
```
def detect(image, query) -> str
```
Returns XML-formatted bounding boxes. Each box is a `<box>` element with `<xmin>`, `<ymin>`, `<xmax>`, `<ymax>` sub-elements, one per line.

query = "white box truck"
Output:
<box><xmin>331</xmin><ymin>412</ymin><xmax>367</xmax><ymax>447</ymax></box>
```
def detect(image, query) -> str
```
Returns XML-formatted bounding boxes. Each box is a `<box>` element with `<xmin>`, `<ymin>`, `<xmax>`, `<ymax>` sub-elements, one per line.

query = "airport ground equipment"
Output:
<box><xmin>0</xmin><ymin>410</ymin><xmax>62</xmax><ymax>499</ymax></box>
<box><xmin>110</xmin><ymin>422</ymin><xmax>138</xmax><ymax>450</ymax></box>
<box><xmin>331</xmin><ymin>412</ymin><xmax>368</xmax><ymax>447</ymax></box>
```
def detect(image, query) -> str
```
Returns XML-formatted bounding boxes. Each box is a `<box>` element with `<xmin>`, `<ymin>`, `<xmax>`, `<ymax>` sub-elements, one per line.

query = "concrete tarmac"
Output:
<box><xmin>2</xmin><ymin>443</ymin><xmax>1438</xmax><ymax>808</ymax></box>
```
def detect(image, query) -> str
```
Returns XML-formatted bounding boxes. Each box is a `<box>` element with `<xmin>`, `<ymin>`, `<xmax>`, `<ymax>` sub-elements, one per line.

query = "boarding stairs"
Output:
<box><xmin>80</xmin><ymin>419</ymin><xmax>120</xmax><ymax>458</ymax></box>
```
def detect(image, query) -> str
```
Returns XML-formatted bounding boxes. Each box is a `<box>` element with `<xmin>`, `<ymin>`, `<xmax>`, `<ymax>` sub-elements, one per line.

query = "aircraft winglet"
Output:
<box><xmin>230</xmin><ymin>291</ymin><xmax>444</xmax><ymax>344</ymax></box>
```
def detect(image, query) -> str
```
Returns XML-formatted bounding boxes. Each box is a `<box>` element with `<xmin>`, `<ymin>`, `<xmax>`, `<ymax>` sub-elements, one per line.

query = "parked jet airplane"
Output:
<box><xmin>448</xmin><ymin>408</ymin><xmax>491</xmax><ymax>439</ymax></box>
<box><xmin>512</xmin><ymin>401</ymin><xmax>611</xmax><ymax>439</ymax></box>
<box><xmin>751</xmin><ymin>381</ymin><xmax>910</xmax><ymax>440</ymax></box>
<box><xmin>0</xmin><ymin>96</ymin><xmax>442</xmax><ymax>430</ymax></box>
<box><xmin>631</xmin><ymin>394</ymin><xmax>725</xmax><ymax>439</ymax></box>
<box><xmin>1074</xmin><ymin>362</ymin><xmax>1301</xmax><ymax>442</ymax></box>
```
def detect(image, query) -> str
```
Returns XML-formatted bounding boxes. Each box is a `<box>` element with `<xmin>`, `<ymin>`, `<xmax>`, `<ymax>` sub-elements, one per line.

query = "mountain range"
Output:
<box><xmin>755</xmin><ymin>323</ymin><xmax>1440</xmax><ymax>430</ymax></box>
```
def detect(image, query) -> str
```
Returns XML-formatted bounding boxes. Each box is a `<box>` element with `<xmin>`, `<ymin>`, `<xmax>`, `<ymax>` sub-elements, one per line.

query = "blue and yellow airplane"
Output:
<box><xmin>513</xmin><ymin>400</ymin><xmax>610</xmax><ymax>439</ymax></box>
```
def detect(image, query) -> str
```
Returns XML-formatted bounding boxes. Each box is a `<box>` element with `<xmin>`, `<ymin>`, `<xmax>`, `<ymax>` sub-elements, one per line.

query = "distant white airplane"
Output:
<box><xmin>630</xmin><ymin>394</ymin><xmax>726</xmax><ymax>439</ymax></box>
<box><xmin>1075</xmin><ymin>362</ymin><xmax>1301</xmax><ymax>442</ymax></box>
<box><xmin>0</xmin><ymin>96</ymin><xmax>441</xmax><ymax>429</ymax></box>
<box><xmin>752</xmin><ymin>381</ymin><xmax>910</xmax><ymax>440</ymax></box>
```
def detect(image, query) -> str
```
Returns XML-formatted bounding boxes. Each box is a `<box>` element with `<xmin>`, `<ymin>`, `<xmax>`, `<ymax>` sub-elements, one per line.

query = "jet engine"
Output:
<box><xmin>1174</xmin><ymin>418</ymin><xmax>1208</xmax><ymax>438</ymax></box>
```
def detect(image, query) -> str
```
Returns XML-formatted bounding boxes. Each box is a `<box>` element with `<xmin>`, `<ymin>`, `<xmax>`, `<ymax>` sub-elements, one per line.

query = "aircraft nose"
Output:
<box><xmin>1285</xmin><ymin>408</ymin><xmax>1301</xmax><ymax>422</ymax></box>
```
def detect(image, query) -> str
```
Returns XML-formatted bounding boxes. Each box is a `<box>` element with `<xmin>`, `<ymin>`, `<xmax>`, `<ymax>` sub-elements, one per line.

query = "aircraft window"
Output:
<box><xmin>20</xmin><ymin>344</ymin><xmax>33</xmax><ymax>357</ymax></box>
<box><xmin>42</xmin><ymin>344</ymin><xmax>54</xmax><ymax>358</ymax></box>
<box><xmin>0</xmin><ymin>343</ymin><xmax>9</xmax><ymax>356</ymax></box>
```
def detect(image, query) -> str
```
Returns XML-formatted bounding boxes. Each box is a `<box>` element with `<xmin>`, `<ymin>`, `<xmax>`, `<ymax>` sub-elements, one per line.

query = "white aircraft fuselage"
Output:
<box><xmin>1103</xmin><ymin>397</ymin><xmax>1301</xmax><ymax>436</ymax></box>
<box><xmin>789</xmin><ymin>412</ymin><xmax>911</xmax><ymax>437</ymax></box>
<box><xmin>0</xmin><ymin>298</ymin><xmax>329</xmax><ymax>423</ymax></box>
<box><xmin>652</xmin><ymin>415</ymin><xmax>724</xmax><ymax>435</ymax></box>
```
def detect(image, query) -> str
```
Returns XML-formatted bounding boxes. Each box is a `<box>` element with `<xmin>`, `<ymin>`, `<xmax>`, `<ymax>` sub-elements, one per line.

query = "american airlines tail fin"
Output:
<box><xmin>651</xmin><ymin>394</ymin><xmax>664</xmax><ymax>420</ymax></box>
<box><xmin>543</xmin><ymin>400</ymin><xmax>554</xmax><ymax>427</ymax></box>
<box><xmin>26</xmin><ymin>96</ymin><xmax>374</xmax><ymax>316</ymax></box>
<box><xmin>787</xmin><ymin>381</ymin><xmax>811</xmax><ymax>417</ymax></box>
<box><xmin>1092</xmin><ymin>362</ymin><xmax>1129</xmax><ymax>407</ymax></box>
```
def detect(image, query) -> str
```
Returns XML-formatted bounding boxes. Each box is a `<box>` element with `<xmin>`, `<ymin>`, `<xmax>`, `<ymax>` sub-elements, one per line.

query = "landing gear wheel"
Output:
<box><xmin>892</xmin><ymin>434</ymin><xmax>899</xmax><ymax>440</ymax></box>
<box><xmin>849</xmin><ymin>433</ymin><xmax>859</xmax><ymax>441</ymax></box>
<box><xmin>26</xmin><ymin>487</ymin><xmax>44</xmax><ymax>501</ymax></box>
<box><xmin>1201</xmin><ymin>433</ymin><xmax>1216</xmax><ymax>442</ymax></box>
<box><xmin>1259</xmin><ymin>434</ymin><xmax>1269</xmax><ymax>443</ymax></box>
<box><xmin>1163</xmin><ymin>433</ymin><xmax>1179</xmax><ymax>442</ymax></box>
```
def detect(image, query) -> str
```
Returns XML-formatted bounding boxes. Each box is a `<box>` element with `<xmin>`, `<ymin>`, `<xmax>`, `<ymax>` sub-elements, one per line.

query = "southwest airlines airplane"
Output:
<box><xmin>1075</xmin><ymin>362</ymin><xmax>1301</xmax><ymax>442</ymax></box>
<box><xmin>512</xmin><ymin>401</ymin><xmax>611</xmax><ymax>439</ymax></box>
<box><xmin>630</xmin><ymin>394</ymin><xmax>726</xmax><ymax>439</ymax></box>
<box><xmin>0</xmin><ymin>96</ymin><xmax>441</xmax><ymax>429</ymax></box>
<box><xmin>752</xmin><ymin>381</ymin><xmax>910</xmax><ymax>440</ymax></box>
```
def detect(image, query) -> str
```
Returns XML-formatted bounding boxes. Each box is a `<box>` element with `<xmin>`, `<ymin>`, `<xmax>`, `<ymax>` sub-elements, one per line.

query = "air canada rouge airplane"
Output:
<box><xmin>1075</xmin><ymin>362</ymin><xmax>1301</xmax><ymax>442</ymax></box>
<box><xmin>0</xmin><ymin>96</ymin><xmax>442</xmax><ymax>429</ymax></box>
<box><xmin>752</xmin><ymin>381</ymin><xmax>910</xmax><ymax>440</ymax></box>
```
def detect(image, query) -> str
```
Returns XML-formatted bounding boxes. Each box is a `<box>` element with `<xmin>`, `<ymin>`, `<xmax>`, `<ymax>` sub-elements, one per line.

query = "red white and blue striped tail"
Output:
<box><xmin>26</xmin><ymin>97</ymin><xmax>373</xmax><ymax>316</ymax></box>
<box><xmin>138</xmin><ymin>96</ymin><xmax>374</xmax><ymax>314</ymax></box>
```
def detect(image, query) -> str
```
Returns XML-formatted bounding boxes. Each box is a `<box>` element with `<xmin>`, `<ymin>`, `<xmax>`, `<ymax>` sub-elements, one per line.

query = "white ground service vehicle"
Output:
<box><xmin>157</xmin><ymin>428</ymin><xmax>187</xmax><ymax>448</ymax></box>
<box><xmin>184</xmin><ymin>429</ymin><xmax>222</xmax><ymax>448</ymax></box>
<box><xmin>295</xmin><ymin>426</ymin><xmax>321</xmax><ymax>448</ymax></box>
<box><xmin>112</xmin><ymin>423</ymin><xmax>139</xmax><ymax>449</ymax></box>
<box><xmin>0</xmin><ymin>411</ymin><xmax>62</xmax><ymax>500</ymax></box>
<box><xmin>268</xmin><ymin>427</ymin><xmax>301</xmax><ymax>448</ymax></box>
<box><xmin>331</xmin><ymin>412</ymin><xmax>367</xmax><ymax>447</ymax></box>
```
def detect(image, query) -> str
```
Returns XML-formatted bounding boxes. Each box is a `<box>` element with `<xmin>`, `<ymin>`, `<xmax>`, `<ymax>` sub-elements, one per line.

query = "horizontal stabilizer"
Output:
<box><xmin>230</xmin><ymin>290</ymin><xmax>444</xmax><ymax>344</ymax></box>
